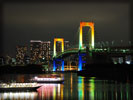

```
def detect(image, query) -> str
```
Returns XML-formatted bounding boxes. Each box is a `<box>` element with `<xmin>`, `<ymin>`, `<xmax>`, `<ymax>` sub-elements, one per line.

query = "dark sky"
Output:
<box><xmin>3</xmin><ymin>2</ymin><xmax>130</xmax><ymax>56</ymax></box>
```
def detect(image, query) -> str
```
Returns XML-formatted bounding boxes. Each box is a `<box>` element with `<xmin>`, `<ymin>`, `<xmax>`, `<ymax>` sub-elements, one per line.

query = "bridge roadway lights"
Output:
<box><xmin>53</xmin><ymin>58</ymin><xmax>64</xmax><ymax>71</ymax></box>
<box><xmin>78</xmin><ymin>53</ymin><xmax>86</xmax><ymax>71</ymax></box>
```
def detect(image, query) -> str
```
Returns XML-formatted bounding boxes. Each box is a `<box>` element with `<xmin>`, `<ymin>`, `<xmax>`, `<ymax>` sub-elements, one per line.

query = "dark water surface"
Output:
<box><xmin>0</xmin><ymin>72</ymin><xmax>133</xmax><ymax>100</ymax></box>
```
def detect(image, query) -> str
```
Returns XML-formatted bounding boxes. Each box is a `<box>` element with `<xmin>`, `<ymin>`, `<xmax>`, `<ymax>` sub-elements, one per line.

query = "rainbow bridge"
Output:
<box><xmin>52</xmin><ymin>22</ymin><xmax>133</xmax><ymax>71</ymax></box>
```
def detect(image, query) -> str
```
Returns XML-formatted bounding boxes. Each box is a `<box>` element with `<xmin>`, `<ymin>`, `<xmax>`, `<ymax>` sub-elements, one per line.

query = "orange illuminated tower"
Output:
<box><xmin>79</xmin><ymin>22</ymin><xmax>94</xmax><ymax>50</ymax></box>
<box><xmin>53</xmin><ymin>38</ymin><xmax>64</xmax><ymax>57</ymax></box>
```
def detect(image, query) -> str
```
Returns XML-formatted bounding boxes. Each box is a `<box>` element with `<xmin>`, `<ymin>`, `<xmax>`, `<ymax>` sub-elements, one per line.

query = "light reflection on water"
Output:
<box><xmin>0</xmin><ymin>73</ymin><xmax>133</xmax><ymax>100</ymax></box>
<box><xmin>0</xmin><ymin>92</ymin><xmax>37</xmax><ymax>100</ymax></box>
<box><xmin>37</xmin><ymin>84</ymin><xmax>63</xmax><ymax>100</ymax></box>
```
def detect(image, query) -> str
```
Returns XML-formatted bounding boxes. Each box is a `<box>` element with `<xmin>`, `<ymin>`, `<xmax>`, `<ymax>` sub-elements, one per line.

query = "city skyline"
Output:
<box><xmin>0</xmin><ymin>1</ymin><xmax>133</xmax><ymax>99</ymax></box>
<box><xmin>2</xmin><ymin>39</ymin><xmax>70</xmax><ymax>65</ymax></box>
<box><xmin>1</xmin><ymin>2</ymin><xmax>130</xmax><ymax>56</ymax></box>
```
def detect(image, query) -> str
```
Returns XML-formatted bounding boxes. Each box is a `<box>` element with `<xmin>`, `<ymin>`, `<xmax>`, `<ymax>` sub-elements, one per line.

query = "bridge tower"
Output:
<box><xmin>53</xmin><ymin>38</ymin><xmax>64</xmax><ymax>57</ymax></box>
<box><xmin>78</xmin><ymin>22</ymin><xmax>94</xmax><ymax>71</ymax></box>
<box><xmin>79</xmin><ymin>22</ymin><xmax>95</xmax><ymax>50</ymax></box>
<box><xmin>53</xmin><ymin>38</ymin><xmax>64</xmax><ymax>71</ymax></box>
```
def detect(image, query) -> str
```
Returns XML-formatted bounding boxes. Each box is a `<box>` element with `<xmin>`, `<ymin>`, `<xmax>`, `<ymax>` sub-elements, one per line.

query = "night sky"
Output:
<box><xmin>2</xmin><ymin>2</ymin><xmax>130</xmax><ymax>57</ymax></box>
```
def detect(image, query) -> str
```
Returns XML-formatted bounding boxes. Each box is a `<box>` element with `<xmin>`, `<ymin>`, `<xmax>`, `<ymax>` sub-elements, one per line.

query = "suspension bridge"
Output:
<box><xmin>52</xmin><ymin>22</ymin><xmax>133</xmax><ymax>71</ymax></box>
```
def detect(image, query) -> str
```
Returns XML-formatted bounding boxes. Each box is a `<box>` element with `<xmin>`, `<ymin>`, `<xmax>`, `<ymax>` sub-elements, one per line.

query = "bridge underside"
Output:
<box><xmin>53</xmin><ymin>48</ymin><xmax>133</xmax><ymax>71</ymax></box>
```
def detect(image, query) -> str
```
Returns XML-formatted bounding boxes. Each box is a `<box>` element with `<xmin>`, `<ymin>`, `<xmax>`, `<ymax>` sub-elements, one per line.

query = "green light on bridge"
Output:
<box><xmin>122</xmin><ymin>50</ymin><xmax>126</xmax><ymax>53</ymax></box>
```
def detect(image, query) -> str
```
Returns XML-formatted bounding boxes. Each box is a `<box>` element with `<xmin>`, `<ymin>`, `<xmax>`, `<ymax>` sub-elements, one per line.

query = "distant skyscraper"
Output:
<box><xmin>56</xmin><ymin>41</ymin><xmax>70</xmax><ymax>54</ymax></box>
<box><xmin>5</xmin><ymin>55</ymin><xmax>12</xmax><ymax>65</ymax></box>
<box><xmin>30</xmin><ymin>40</ymin><xmax>42</xmax><ymax>64</ymax></box>
<box><xmin>0</xmin><ymin>57</ymin><xmax>4</xmax><ymax>65</ymax></box>
<box><xmin>30</xmin><ymin>40</ymin><xmax>51</xmax><ymax>64</ymax></box>
<box><xmin>41</xmin><ymin>41</ymin><xmax>51</xmax><ymax>61</ymax></box>
<box><xmin>64</xmin><ymin>41</ymin><xmax>70</xmax><ymax>50</ymax></box>
<box><xmin>16</xmin><ymin>45</ymin><xmax>28</xmax><ymax>65</ymax></box>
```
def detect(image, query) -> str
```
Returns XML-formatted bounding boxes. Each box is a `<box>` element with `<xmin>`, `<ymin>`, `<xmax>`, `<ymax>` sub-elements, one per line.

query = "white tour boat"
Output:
<box><xmin>31</xmin><ymin>76</ymin><xmax>64</xmax><ymax>83</ymax></box>
<box><xmin>0</xmin><ymin>83</ymin><xmax>41</xmax><ymax>92</ymax></box>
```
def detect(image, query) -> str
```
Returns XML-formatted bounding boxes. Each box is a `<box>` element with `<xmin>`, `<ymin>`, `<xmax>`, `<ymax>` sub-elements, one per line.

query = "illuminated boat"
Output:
<box><xmin>31</xmin><ymin>76</ymin><xmax>64</xmax><ymax>83</ymax></box>
<box><xmin>0</xmin><ymin>83</ymin><xmax>41</xmax><ymax>92</ymax></box>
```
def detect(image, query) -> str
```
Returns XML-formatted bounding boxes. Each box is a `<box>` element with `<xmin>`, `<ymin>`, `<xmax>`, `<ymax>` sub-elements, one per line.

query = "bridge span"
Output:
<box><xmin>52</xmin><ymin>22</ymin><xmax>133</xmax><ymax>71</ymax></box>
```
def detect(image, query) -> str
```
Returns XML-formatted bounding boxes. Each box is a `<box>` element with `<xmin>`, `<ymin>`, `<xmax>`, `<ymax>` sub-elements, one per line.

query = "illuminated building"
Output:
<box><xmin>64</xmin><ymin>41</ymin><xmax>70</xmax><ymax>50</ymax></box>
<box><xmin>30</xmin><ymin>40</ymin><xmax>42</xmax><ymax>64</ymax></box>
<box><xmin>41</xmin><ymin>41</ymin><xmax>51</xmax><ymax>62</ymax></box>
<box><xmin>56</xmin><ymin>41</ymin><xmax>69</xmax><ymax>53</ymax></box>
<box><xmin>0</xmin><ymin>57</ymin><xmax>4</xmax><ymax>65</ymax></box>
<box><xmin>16</xmin><ymin>45</ymin><xmax>28</xmax><ymax>65</ymax></box>
<box><xmin>30</xmin><ymin>40</ymin><xmax>51</xmax><ymax>64</ymax></box>
<box><xmin>24</xmin><ymin>55</ymin><xmax>30</xmax><ymax>64</ymax></box>
<box><xmin>5</xmin><ymin>55</ymin><xmax>12</xmax><ymax>65</ymax></box>
<box><xmin>11</xmin><ymin>57</ymin><xmax>16</xmax><ymax>65</ymax></box>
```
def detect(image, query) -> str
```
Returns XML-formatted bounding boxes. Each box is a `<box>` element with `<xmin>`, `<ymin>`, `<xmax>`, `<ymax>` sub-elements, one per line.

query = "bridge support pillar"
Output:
<box><xmin>53</xmin><ymin>59</ymin><xmax>64</xmax><ymax>71</ymax></box>
<box><xmin>78</xmin><ymin>53</ymin><xmax>86</xmax><ymax>71</ymax></box>
<box><xmin>78</xmin><ymin>54</ymin><xmax>82</xmax><ymax>71</ymax></box>
<box><xmin>53</xmin><ymin>59</ymin><xmax>56</xmax><ymax>71</ymax></box>
<box><xmin>62</xmin><ymin>60</ymin><xmax>64</xmax><ymax>71</ymax></box>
